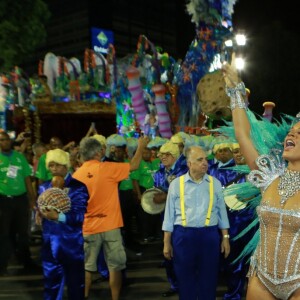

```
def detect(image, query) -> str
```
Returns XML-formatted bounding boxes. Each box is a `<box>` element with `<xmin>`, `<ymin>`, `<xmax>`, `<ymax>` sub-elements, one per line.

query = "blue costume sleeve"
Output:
<box><xmin>58</xmin><ymin>213</ymin><xmax>66</xmax><ymax>223</ymax></box>
<box><xmin>63</xmin><ymin>175</ymin><xmax>88</xmax><ymax>227</ymax></box>
<box><xmin>154</xmin><ymin>158</ymin><xmax>188</xmax><ymax>192</ymax></box>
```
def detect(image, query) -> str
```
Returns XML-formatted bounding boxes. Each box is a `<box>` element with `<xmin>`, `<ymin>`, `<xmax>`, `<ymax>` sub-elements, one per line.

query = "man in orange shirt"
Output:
<box><xmin>73</xmin><ymin>136</ymin><xmax>148</xmax><ymax>300</ymax></box>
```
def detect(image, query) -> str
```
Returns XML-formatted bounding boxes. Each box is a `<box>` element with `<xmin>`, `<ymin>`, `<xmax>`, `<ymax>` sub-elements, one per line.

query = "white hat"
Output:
<box><xmin>106</xmin><ymin>134</ymin><xmax>127</xmax><ymax>147</ymax></box>
<box><xmin>46</xmin><ymin>149</ymin><xmax>70</xmax><ymax>169</ymax></box>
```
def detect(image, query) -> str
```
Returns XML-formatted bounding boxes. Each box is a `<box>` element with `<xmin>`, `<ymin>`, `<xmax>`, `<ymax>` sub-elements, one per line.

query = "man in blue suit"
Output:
<box><xmin>37</xmin><ymin>149</ymin><xmax>88</xmax><ymax>300</ymax></box>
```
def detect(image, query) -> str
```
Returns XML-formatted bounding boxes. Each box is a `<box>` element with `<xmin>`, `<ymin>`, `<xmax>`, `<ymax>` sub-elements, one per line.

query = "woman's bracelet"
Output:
<box><xmin>226</xmin><ymin>82</ymin><xmax>247</xmax><ymax>110</ymax></box>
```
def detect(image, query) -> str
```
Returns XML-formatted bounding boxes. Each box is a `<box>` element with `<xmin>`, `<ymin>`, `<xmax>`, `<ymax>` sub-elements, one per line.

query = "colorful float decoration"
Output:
<box><xmin>118</xmin><ymin>34</ymin><xmax>180</xmax><ymax>138</ymax></box>
<box><xmin>176</xmin><ymin>0</ymin><xmax>237</xmax><ymax>129</ymax></box>
<box><xmin>37</xmin><ymin>49</ymin><xmax>113</xmax><ymax>104</ymax></box>
<box><xmin>0</xmin><ymin>0</ymin><xmax>247</xmax><ymax>142</ymax></box>
<box><xmin>262</xmin><ymin>101</ymin><xmax>275</xmax><ymax>122</ymax></box>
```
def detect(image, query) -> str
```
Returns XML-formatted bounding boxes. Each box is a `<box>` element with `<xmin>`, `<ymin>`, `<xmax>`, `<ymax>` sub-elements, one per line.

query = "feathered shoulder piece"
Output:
<box><xmin>248</xmin><ymin>149</ymin><xmax>286</xmax><ymax>192</ymax></box>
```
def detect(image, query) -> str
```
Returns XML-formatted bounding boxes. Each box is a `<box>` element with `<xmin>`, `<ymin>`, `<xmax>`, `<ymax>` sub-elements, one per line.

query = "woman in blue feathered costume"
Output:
<box><xmin>36</xmin><ymin>149</ymin><xmax>88</xmax><ymax>300</ymax></box>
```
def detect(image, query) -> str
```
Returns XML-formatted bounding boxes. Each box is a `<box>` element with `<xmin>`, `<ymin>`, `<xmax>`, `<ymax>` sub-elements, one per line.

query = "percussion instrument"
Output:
<box><xmin>37</xmin><ymin>187</ymin><xmax>71</xmax><ymax>213</ymax></box>
<box><xmin>224</xmin><ymin>194</ymin><xmax>247</xmax><ymax>211</ymax></box>
<box><xmin>141</xmin><ymin>187</ymin><xmax>166</xmax><ymax>214</ymax></box>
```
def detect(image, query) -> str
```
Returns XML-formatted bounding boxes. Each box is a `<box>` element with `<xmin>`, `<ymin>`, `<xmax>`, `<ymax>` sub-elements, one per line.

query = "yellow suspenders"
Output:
<box><xmin>179</xmin><ymin>176</ymin><xmax>187</xmax><ymax>225</ymax></box>
<box><xmin>179</xmin><ymin>175</ymin><xmax>214</xmax><ymax>227</ymax></box>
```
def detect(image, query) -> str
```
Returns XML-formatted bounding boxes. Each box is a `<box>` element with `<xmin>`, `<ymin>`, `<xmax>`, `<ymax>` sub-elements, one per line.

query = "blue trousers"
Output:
<box><xmin>160</xmin><ymin>211</ymin><xmax>178</xmax><ymax>291</ymax></box>
<box><xmin>164</xmin><ymin>258</ymin><xmax>178</xmax><ymax>291</ymax></box>
<box><xmin>42</xmin><ymin>238</ymin><xmax>85</xmax><ymax>300</ymax></box>
<box><xmin>172</xmin><ymin>225</ymin><xmax>220</xmax><ymax>300</ymax></box>
<box><xmin>223</xmin><ymin>207</ymin><xmax>257</xmax><ymax>300</ymax></box>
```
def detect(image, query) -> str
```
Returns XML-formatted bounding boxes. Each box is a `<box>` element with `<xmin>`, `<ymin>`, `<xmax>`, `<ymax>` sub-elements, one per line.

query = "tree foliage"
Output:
<box><xmin>0</xmin><ymin>0</ymin><xmax>50</xmax><ymax>71</ymax></box>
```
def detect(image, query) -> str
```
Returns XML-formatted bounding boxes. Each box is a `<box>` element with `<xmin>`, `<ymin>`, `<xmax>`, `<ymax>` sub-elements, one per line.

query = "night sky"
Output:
<box><xmin>177</xmin><ymin>0</ymin><xmax>299</xmax><ymax>116</ymax></box>
<box><xmin>233</xmin><ymin>0</ymin><xmax>297</xmax><ymax>33</ymax></box>
<box><xmin>230</xmin><ymin>0</ymin><xmax>300</xmax><ymax>116</ymax></box>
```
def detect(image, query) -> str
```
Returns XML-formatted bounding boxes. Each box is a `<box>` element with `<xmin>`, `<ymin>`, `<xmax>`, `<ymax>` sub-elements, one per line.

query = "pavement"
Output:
<box><xmin>0</xmin><ymin>235</ymin><xmax>246</xmax><ymax>299</ymax></box>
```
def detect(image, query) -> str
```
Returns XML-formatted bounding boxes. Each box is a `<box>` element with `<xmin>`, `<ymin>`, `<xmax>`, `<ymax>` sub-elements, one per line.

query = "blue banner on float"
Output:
<box><xmin>91</xmin><ymin>27</ymin><xmax>114</xmax><ymax>55</ymax></box>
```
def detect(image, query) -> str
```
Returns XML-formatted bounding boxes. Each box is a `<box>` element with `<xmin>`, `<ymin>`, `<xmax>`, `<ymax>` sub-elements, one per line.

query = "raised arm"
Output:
<box><xmin>222</xmin><ymin>56</ymin><xmax>259</xmax><ymax>170</ymax></box>
<box><xmin>85</xmin><ymin>122</ymin><xmax>98</xmax><ymax>137</ymax></box>
<box><xmin>129</xmin><ymin>136</ymin><xmax>149</xmax><ymax>171</ymax></box>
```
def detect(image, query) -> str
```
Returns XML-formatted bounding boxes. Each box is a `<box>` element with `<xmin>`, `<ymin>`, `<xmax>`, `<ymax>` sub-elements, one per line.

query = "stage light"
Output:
<box><xmin>224</xmin><ymin>39</ymin><xmax>233</xmax><ymax>47</ymax></box>
<box><xmin>235</xmin><ymin>34</ymin><xmax>246</xmax><ymax>46</ymax></box>
<box><xmin>235</xmin><ymin>57</ymin><xmax>245</xmax><ymax>70</ymax></box>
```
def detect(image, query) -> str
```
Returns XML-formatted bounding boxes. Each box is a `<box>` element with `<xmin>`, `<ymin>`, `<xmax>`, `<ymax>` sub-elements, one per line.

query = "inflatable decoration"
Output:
<box><xmin>43</xmin><ymin>52</ymin><xmax>60</xmax><ymax>94</ymax></box>
<box><xmin>126</xmin><ymin>35</ymin><xmax>175</xmax><ymax>138</ymax></box>
<box><xmin>262</xmin><ymin>101</ymin><xmax>275</xmax><ymax>122</ymax></box>
<box><xmin>152</xmin><ymin>84</ymin><xmax>172</xmax><ymax>138</ymax></box>
<box><xmin>126</xmin><ymin>66</ymin><xmax>147</xmax><ymax>132</ymax></box>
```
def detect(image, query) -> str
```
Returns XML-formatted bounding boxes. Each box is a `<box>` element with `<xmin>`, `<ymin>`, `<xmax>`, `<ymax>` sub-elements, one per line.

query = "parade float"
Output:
<box><xmin>0</xmin><ymin>46</ymin><xmax>118</xmax><ymax>143</ymax></box>
<box><xmin>0</xmin><ymin>0</ymin><xmax>247</xmax><ymax>145</ymax></box>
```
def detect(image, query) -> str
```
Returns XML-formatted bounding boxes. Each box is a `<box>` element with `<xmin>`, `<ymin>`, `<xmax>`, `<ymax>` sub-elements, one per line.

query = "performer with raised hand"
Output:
<box><xmin>222</xmin><ymin>54</ymin><xmax>300</xmax><ymax>300</ymax></box>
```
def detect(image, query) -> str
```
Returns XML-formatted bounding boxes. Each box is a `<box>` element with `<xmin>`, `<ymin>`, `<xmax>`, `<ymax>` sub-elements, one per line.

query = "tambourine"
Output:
<box><xmin>141</xmin><ymin>187</ymin><xmax>166</xmax><ymax>215</ymax></box>
<box><xmin>224</xmin><ymin>194</ymin><xmax>247</xmax><ymax>211</ymax></box>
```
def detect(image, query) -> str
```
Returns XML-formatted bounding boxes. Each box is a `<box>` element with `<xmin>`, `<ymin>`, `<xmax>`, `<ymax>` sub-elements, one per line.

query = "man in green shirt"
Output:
<box><xmin>115</xmin><ymin>144</ymin><xmax>141</xmax><ymax>253</ymax></box>
<box><xmin>132</xmin><ymin>147</ymin><xmax>161</xmax><ymax>242</ymax></box>
<box><xmin>0</xmin><ymin>131</ymin><xmax>37</xmax><ymax>276</ymax></box>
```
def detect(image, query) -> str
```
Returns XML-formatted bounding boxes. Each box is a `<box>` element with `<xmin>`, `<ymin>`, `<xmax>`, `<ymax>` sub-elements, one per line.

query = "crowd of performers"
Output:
<box><xmin>0</xmin><ymin>88</ymin><xmax>299</xmax><ymax>300</ymax></box>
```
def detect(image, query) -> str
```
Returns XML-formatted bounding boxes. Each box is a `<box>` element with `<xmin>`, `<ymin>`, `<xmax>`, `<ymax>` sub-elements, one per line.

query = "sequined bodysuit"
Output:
<box><xmin>250</xmin><ymin>203</ymin><xmax>300</xmax><ymax>300</ymax></box>
<box><xmin>247</xmin><ymin>153</ymin><xmax>300</xmax><ymax>299</ymax></box>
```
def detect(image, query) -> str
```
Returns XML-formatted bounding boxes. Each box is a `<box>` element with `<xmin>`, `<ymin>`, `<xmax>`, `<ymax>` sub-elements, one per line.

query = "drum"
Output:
<box><xmin>224</xmin><ymin>194</ymin><xmax>247</xmax><ymax>211</ymax></box>
<box><xmin>141</xmin><ymin>187</ymin><xmax>166</xmax><ymax>215</ymax></box>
